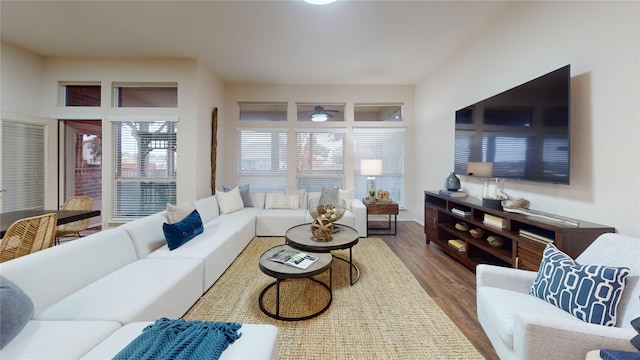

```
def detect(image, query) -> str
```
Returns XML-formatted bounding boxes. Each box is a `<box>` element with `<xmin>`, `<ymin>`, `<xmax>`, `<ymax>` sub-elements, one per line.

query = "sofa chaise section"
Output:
<box><xmin>81</xmin><ymin>322</ymin><xmax>279</xmax><ymax>360</ymax></box>
<box><xmin>1</xmin><ymin>320</ymin><xmax>121</xmax><ymax>360</ymax></box>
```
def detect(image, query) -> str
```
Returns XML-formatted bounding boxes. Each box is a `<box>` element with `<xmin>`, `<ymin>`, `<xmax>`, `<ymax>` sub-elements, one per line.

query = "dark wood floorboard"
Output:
<box><xmin>370</xmin><ymin>220</ymin><xmax>499</xmax><ymax>360</ymax></box>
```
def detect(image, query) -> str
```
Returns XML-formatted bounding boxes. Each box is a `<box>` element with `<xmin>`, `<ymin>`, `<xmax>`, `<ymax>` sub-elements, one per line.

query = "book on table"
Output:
<box><xmin>483</xmin><ymin>213</ymin><xmax>507</xmax><ymax>229</ymax></box>
<box><xmin>447</xmin><ymin>239</ymin><xmax>466</xmax><ymax>252</ymax></box>
<box><xmin>439</xmin><ymin>189</ymin><xmax>467</xmax><ymax>197</ymax></box>
<box><xmin>518</xmin><ymin>229</ymin><xmax>554</xmax><ymax>243</ymax></box>
<box><xmin>451</xmin><ymin>208</ymin><xmax>472</xmax><ymax>217</ymax></box>
<box><xmin>267</xmin><ymin>249</ymin><xmax>319</xmax><ymax>269</ymax></box>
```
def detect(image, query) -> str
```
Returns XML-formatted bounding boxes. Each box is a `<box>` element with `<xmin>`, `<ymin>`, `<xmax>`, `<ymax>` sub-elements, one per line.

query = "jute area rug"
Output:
<box><xmin>184</xmin><ymin>237</ymin><xmax>483</xmax><ymax>359</ymax></box>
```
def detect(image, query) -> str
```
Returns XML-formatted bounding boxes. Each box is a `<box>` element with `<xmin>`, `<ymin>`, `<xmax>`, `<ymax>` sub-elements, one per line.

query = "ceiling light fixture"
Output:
<box><xmin>304</xmin><ymin>0</ymin><xmax>337</xmax><ymax>5</ymax></box>
<box><xmin>311</xmin><ymin>113</ymin><xmax>329</xmax><ymax>122</ymax></box>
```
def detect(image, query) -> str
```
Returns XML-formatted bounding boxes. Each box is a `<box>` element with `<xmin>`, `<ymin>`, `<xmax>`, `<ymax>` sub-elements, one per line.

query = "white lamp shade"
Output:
<box><xmin>361</xmin><ymin>159</ymin><xmax>382</xmax><ymax>176</ymax></box>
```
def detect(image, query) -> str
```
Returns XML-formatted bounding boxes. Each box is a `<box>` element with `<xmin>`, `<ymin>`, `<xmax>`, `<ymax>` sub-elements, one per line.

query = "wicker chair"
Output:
<box><xmin>55</xmin><ymin>196</ymin><xmax>93</xmax><ymax>244</ymax></box>
<box><xmin>0</xmin><ymin>213</ymin><xmax>58</xmax><ymax>262</ymax></box>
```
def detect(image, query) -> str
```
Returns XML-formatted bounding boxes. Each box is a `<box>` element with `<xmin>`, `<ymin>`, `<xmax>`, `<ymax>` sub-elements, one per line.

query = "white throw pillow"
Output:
<box><xmin>215</xmin><ymin>187</ymin><xmax>244</xmax><ymax>214</ymax></box>
<box><xmin>265</xmin><ymin>194</ymin><xmax>299</xmax><ymax>210</ymax></box>
<box><xmin>339</xmin><ymin>188</ymin><xmax>355</xmax><ymax>210</ymax></box>
<box><xmin>165</xmin><ymin>202</ymin><xmax>195</xmax><ymax>224</ymax></box>
<box><xmin>286</xmin><ymin>189</ymin><xmax>306</xmax><ymax>209</ymax></box>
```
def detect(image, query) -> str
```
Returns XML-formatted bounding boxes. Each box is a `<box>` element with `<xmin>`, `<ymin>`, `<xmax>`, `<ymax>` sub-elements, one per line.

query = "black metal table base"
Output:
<box><xmin>258</xmin><ymin>271</ymin><xmax>332</xmax><ymax>321</ymax></box>
<box><xmin>333</xmin><ymin>247</ymin><xmax>360</xmax><ymax>285</ymax></box>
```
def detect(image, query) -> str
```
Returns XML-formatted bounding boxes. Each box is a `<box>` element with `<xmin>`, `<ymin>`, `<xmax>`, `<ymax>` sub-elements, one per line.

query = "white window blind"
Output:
<box><xmin>237</xmin><ymin>129</ymin><xmax>288</xmax><ymax>191</ymax></box>
<box><xmin>296</xmin><ymin>130</ymin><xmax>345</xmax><ymax>192</ymax></box>
<box><xmin>111</xmin><ymin>118</ymin><xmax>177</xmax><ymax>220</ymax></box>
<box><xmin>353</xmin><ymin>128</ymin><xmax>405</xmax><ymax>206</ymax></box>
<box><xmin>1</xmin><ymin>121</ymin><xmax>45</xmax><ymax>211</ymax></box>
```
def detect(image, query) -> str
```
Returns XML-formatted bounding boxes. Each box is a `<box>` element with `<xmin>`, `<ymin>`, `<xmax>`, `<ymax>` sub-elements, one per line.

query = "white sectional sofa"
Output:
<box><xmin>0</xmin><ymin>188</ymin><xmax>366</xmax><ymax>359</ymax></box>
<box><xmin>253</xmin><ymin>191</ymin><xmax>367</xmax><ymax>237</ymax></box>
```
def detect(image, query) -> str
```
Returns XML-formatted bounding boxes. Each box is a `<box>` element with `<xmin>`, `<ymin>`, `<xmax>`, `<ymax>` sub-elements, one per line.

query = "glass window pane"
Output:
<box><xmin>238</xmin><ymin>130</ymin><xmax>288</xmax><ymax>191</ymax></box>
<box><xmin>354</xmin><ymin>104</ymin><xmax>402</xmax><ymax>121</ymax></box>
<box><xmin>296</xmin><ymin>131</ymin><xmax>345</xmax><ymax>192</ymax></box>
<box><xmin>115</xmin><ymin>86</ymin><xmax>177</xmax><ymax>107</ymax></box>
<box><xmin>353</xmin><ymin>129</ymin><xmax>405</xmax><ymax>206</ymax></box>
<box><xmin>296</xmin><ymin>103</ymin><xmax>345</xmax><ymax>122</ymax></box>
<box><xmin>64</xmin><ymin>85</ymin><xmax>101</xmax><ymax>107</ymax></box>
<box><xmin>112</xmin><ymin>120</ymin><xmax>177</xmax><ymax>220</ymax></box>
<box><xmin>238</xmin><ymin>102</ymin><xmax>287</xmax><ymax>121</ymax></box>
<box><xmin>2</xmin><ymin>121</ymin><xmax>45</xmax><ymax>211</ymax></box>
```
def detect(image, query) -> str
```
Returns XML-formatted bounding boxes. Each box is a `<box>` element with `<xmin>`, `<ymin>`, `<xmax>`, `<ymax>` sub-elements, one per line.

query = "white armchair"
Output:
<box><xmin>476</xmin><ymin>233</ymin><xmax>640</xmax><ymax>360</ymax></box>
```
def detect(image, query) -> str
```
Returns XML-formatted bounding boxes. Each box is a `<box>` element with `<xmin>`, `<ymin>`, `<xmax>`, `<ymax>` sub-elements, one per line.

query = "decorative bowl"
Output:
<box><xmin>309</xmin><ymin>198</ymin><xmax>345</xmax><ymax>223</ymax></box>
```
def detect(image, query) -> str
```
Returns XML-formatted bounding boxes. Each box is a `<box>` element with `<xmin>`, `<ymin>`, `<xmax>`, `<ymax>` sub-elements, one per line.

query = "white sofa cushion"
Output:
<box><xmin>194</xmin><ymin>195</ymin><xmax>220</xmax><ymax>223</ymax></box>
<box><xmin>35</xmin><ymin>258</ymin><xmax>203</xmax><ymax>324</ymax></box>
<box><xmin>257</xmin><ymin>209</ymin><xmax>308</xmax><ymax>237</ymax></box>
<box><xmin>165</xmin><ymin>202</ymin><xmax>195</xmax><ymax>223</ymax></box>
<box><xmin>216</xmin><ymin>187</ymin><xmax>244</xmax><ymax>214</ymax></box>
<box><xmin>121</xmin><ymin>213</ymin><xmax>167</xmax><ymax>258</ymax></box>
<box><xmin>339</xmin><ymin>188</ymin><xmax>355</xmax><ymax>210</ymax></box>
<box><xmin>0</xmin><ymin>228</ymin><xmax>137</xmax><ymax>313</ymax></box>
<box><xmin>265</xmin><ymin>193</ymin><xmax>299</xmax><ymax>209</ymax></box>
<box><xmin>1</xmin><ymin>320</ymin><xmax>120</xmax><ymax>360</ymax></box>
<box><xmin>81</xmin><ymin>322</ymin><xmax>279</xmax><ymax>360</ymax></box>
<box><xmin>148</xmin><ymin>208</ymin><xmax>260</xmax><ymax>290</ymax></box>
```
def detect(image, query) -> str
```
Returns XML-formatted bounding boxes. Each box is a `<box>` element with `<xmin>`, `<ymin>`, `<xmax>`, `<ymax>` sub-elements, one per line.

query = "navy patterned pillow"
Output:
<box><xmin>527</xmin><ymin>243</ymin><xmax>630</xmax><ymax>326</ymax></box>
<box><xmin>163</xmin><ymin>209</ymin><xmax>204</xmax><ymax>251</ymax></box>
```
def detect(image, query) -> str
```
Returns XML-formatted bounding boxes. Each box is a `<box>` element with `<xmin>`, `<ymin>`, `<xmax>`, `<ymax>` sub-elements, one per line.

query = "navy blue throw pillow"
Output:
<box><xmin>163</xmin><ymin>209</ymin><xmax>204</xmax><ymax>250</ymax></box>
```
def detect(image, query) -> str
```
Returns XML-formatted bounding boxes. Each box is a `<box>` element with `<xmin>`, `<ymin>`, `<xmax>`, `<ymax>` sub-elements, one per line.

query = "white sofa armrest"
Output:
<box><xmin>351</xmin><ymin>198</ymin><xmax>367</xmax><ymax>237</ymax></box>
<box><xmin>476</xmin><ymin>264</ymin><xmax>537</xmax><ymax>292</ymax></box>
<box><xmin>514</xmin><ymin>312</ymin><xmax>638</xmax><ymax>360</ymax></box>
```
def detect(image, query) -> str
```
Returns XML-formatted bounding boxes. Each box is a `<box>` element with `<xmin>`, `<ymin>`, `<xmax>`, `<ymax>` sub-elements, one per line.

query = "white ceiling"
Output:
<box><xmin>0</xmin><ymin>0</ymin><xmax>512</xmax><ymax>85</ymax></box>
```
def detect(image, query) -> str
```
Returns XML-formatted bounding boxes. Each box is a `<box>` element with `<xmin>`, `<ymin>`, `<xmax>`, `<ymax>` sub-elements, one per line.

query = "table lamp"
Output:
<box><xmin>361</xmin><ymin>159</ymin><xmax>382</xmax><ymax>195</ymax></box>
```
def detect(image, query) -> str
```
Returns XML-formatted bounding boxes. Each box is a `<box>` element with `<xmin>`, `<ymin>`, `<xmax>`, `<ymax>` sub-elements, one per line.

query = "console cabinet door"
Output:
<box><xmin>424</xmin><ymin>204</ymin><xmax>438</xmax><ymax>244</ymax></box>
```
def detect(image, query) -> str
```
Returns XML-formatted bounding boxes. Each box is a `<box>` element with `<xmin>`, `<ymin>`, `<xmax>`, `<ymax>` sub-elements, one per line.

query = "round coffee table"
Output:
<box><xmin>285</xmin><ymin>223</ymin><xmax>360</xmax><ymax>285</ymax></box>
<box><xmin>258</xmin><ymin>244</ymin><xmax>332</xmax><ymax>321</ymax></box>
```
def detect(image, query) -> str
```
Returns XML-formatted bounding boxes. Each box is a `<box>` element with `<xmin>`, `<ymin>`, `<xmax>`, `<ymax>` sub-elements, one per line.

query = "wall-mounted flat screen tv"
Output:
<box><xmin>454</xmin><ymin>65</ymin><xmax>570</xmax><ymax>184</ymax></box>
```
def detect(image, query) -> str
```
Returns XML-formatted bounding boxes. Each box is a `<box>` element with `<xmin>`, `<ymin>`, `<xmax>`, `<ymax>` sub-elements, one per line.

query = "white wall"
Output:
<box><xmin>195</xmin><ymin>61</ymin><xmax>226</xmax><ymax>199</ymax></box>
<box><xmin>0</xmin><ymin>42</ymin><xmax>59</xmax><ymax>210</ymax></box>
<box><xmin>223</xmin><ymin>84</ymin><xmax>416</xmax><ymax>218</ymax></box>
<box><xmin>414</xmin><ymin>1</ymin><xmax>640</xmax><ymax>236</ymax></box>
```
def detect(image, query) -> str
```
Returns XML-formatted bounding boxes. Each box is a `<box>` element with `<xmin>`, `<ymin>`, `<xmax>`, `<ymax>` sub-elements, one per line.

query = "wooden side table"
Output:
<box><xmin>364</xmin><ymin>199</ymin><xmax>398</xmax><ymax>235</ymax></box>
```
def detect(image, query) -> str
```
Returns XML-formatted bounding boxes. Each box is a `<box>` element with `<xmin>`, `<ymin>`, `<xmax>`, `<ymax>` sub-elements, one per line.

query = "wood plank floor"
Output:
<box><xmin>370</xmin><ymin>220</ymin><xmax>499</xmax><ymax>359</ymax></box>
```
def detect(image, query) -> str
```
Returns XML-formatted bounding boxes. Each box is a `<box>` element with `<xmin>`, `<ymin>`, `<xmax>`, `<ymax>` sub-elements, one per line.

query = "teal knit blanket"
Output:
<box><xmin>113</xmin><ymin>318</ymin><xmax>242</xmax><ymax>360</ymax></box>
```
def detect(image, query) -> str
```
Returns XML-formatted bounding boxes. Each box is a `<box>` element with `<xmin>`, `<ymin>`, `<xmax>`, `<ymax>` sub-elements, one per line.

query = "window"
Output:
<box><xmin>2</xmin><ymin>121</ymin><xmax>45</xmax><ymax>211</ymax></box>
<box><xmin>239</xmin><ymin>102</ymin><xmax>287</xmax><ymax>121</ymax></box>
<box><xmin>354</xmin><ymin>104</ymin><xmax>402</xmax><ymax>122</ymax></box>
<box><xmin>353</xmin><ymin>129</ymin><xmax>405</xmax><ymax>206</ymax></box>
<box><xmin>296</xmin><ymin>103</ymin><xmax>345</xmax><ymax>122</ymax></box>
<box><xmin>111</xmin><ymin>118</ymin><xmax>177</xmax><ymax>220</ymax></box>
<box><xmin>59</xmin><ymin>83</ymin><xmax>101</xmax><ymax>107</ymax></box>
<box><xmin>238</xmin><ymin>129</ymin><xmax>288</xmax><ymax>191</ymax></box>
<box><xmin>113</xmin><ymin>84</ymin><xmax>178</xmax><ymax>107</ymax></box>
<box><xmin>296</xmin><ymin>130</ymin><xmax>345</xmax><ymax>191</ymax></box>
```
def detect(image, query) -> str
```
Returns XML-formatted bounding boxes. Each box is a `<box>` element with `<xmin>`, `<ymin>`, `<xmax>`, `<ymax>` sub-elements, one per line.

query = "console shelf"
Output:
<box><xmin>424</xmin><ymin>191</ymin><xmax>615</xmax><ymax>271</ymax></box>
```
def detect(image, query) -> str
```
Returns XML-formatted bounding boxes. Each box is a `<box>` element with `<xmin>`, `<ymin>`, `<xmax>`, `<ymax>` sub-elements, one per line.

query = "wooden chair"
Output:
<box><xmin>0</xmin><ymin>213</ymin><xmax>58</xmax><ymax>262</ymax></box>
<box><xmin>55</xmin><ymin>196</ymin><xmax>93</xmax><ymax>244</ymax></box>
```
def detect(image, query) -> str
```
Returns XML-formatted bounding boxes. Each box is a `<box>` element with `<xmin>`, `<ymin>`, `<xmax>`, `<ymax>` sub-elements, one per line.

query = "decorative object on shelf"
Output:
<box><xmin>444</xmin><ymin>172</ymin><xmax>461</xmax><ymax>191</ymax></box>
<box><xmin>309</xmin><ymin>198</ymin><xmax>345</xmax><ymax>241</ymax></box>
<box><xmin>487</xmin><ymin>235</ymin><xmax>504</xmax><ymax>248</ymax></box>
<box><xmin>377</xmin><ymin>189</ymin><xmax>391</xmax><ymax>203</ymax></box>
<box><xmin>361</xmin><ymin>159</ymin><xmax>382</xmax><ymax>194</ymax></box>
<box><xmin>482</xmin><ymin>178</ymin><xmax>507</xmax><ymax>210</ymax></box>
<box><xmin>469</xmin><ymin>228</ymin><xmax>485</xmax><ymax>238</ymax></box>
<box><xmin>454</xmin><ymin>222</ymin><xmax>469</xmax><ymax>231</ymax></box>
